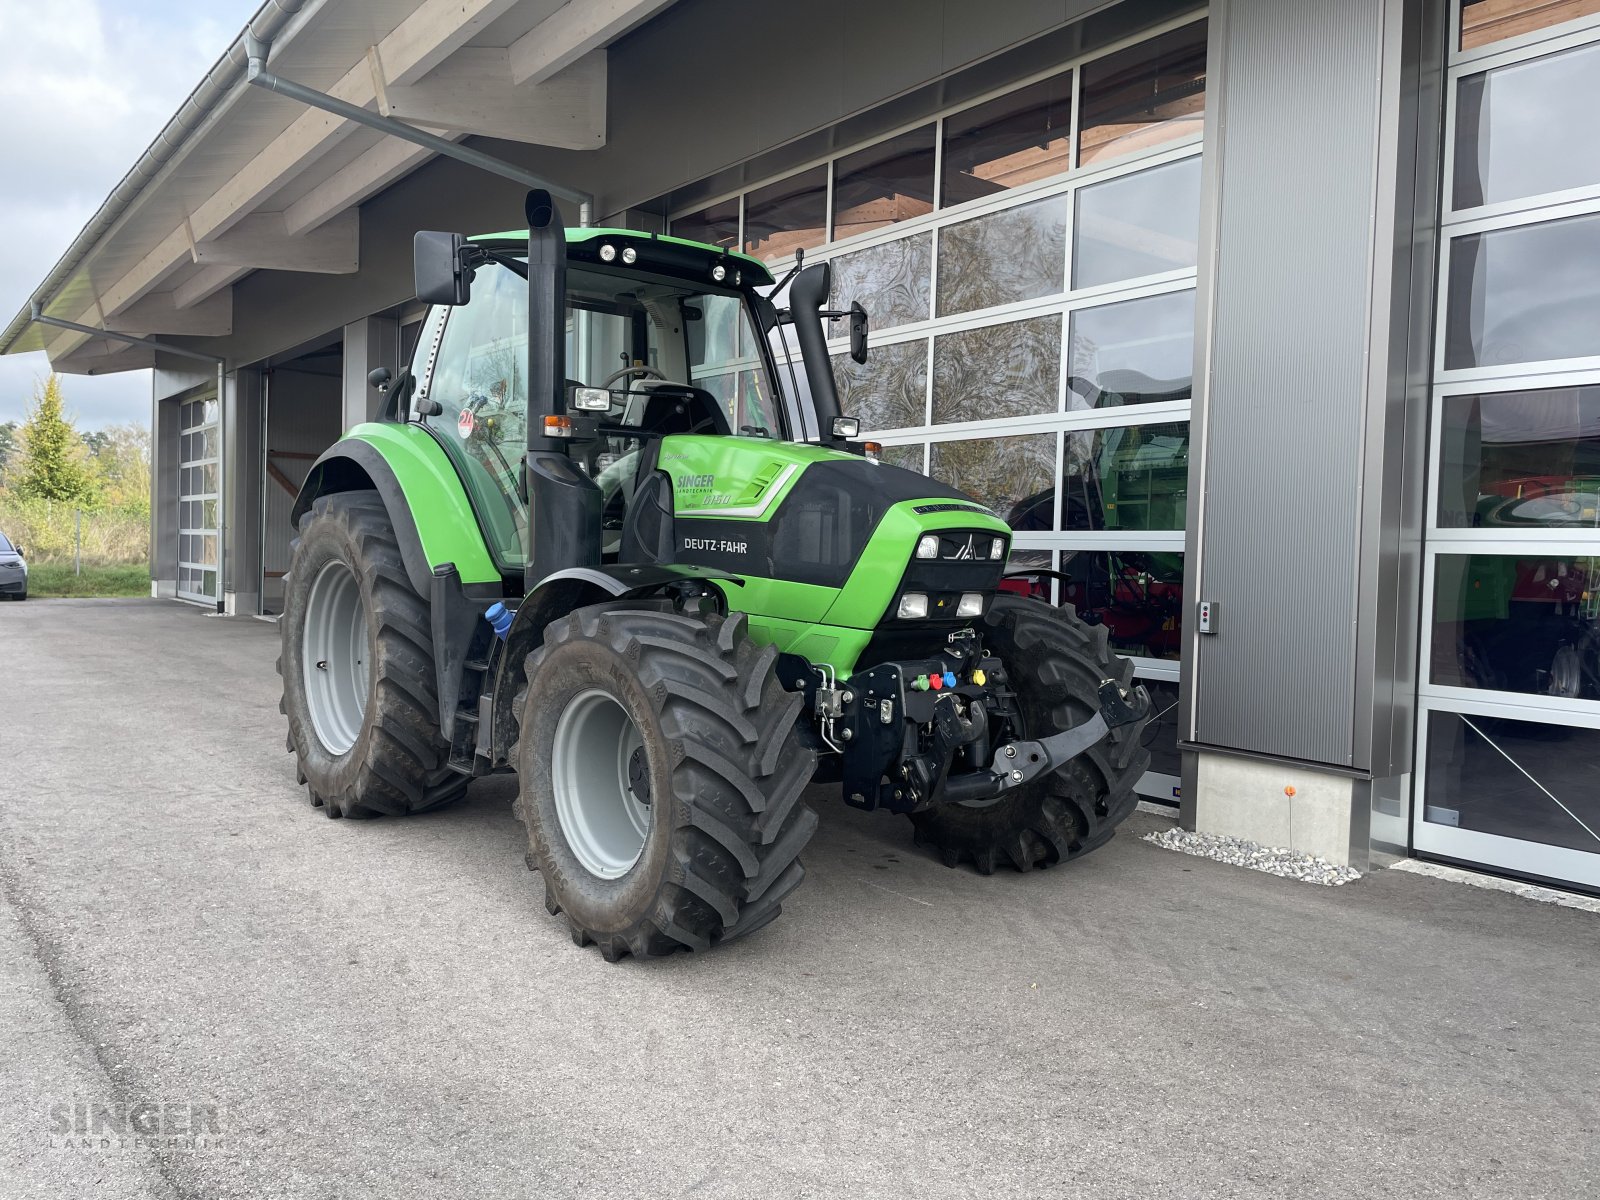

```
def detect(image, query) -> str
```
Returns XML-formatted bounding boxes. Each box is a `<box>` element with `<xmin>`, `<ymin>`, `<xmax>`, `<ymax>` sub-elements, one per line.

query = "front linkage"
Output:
<box><xmin>783</xmin><ymin>627</ymin><xmax>1151</xmax><ymax>817</ymax></box>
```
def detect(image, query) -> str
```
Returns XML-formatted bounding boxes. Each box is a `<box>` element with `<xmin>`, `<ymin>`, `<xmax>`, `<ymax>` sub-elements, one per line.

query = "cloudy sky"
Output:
<box><xmin>0</xmin><ymin>0</ymin><xmax>261</xmax><ymax>429</ymax></box>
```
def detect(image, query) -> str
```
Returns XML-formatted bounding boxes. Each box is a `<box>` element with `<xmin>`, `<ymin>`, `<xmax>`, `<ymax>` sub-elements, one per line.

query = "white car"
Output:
<box><xmin>0</xmin><ymin>531</ymin><xmax>28</xmax><ymax>600</ymax></box>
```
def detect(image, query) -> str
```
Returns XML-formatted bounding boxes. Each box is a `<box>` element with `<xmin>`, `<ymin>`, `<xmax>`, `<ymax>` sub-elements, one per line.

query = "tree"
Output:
<box><xmin>0</xmin><ymin>420</ymin><xmax>17</xmax><ymax>484</ymax></box>
<box><xmin>85</xmin><ymin>423</ymin><xmax>152</xmax><ymax>514</ymax></box>
<box><xmin>14</xmin><ymin>375</ymin><xmax>98</xmax><ymax>505</ymax></box>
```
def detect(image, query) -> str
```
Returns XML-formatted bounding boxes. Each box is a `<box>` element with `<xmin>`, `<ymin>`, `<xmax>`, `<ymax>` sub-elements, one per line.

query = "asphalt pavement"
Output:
<box><xmin>1</xmin><ymin>598</ymin><xmax>1596</xmax><ymax>1199</ymax></box>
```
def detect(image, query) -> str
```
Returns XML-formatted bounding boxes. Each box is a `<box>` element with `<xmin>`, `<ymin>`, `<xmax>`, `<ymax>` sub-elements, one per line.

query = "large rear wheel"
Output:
<box><xmin>516</xmin><ymin>607</ymin><xmax>817</xmax><ymax>960</ymax></box>
<box><xmin>909</xmin><ymin>593</ymin><xmax>1150</xmax><ymax>872</ymax></box>
<box><xmin>279</xmin><ymin>491</ymin><xmax>470</xmax><ymax>818</ymax></box>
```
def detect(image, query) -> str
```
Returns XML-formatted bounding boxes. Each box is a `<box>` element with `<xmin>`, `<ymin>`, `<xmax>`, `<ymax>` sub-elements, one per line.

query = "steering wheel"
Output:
<box><xmin>599</xmin><ymin>364</ymin><xmax>667</xmax><ymax>390</ymax></box>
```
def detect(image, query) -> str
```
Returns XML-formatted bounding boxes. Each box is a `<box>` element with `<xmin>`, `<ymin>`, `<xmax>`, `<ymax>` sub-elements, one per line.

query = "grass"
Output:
<box><xmin>22</xmin><ymin>561</ymin><xmax>149</xmax><ymax>599</ymax></box>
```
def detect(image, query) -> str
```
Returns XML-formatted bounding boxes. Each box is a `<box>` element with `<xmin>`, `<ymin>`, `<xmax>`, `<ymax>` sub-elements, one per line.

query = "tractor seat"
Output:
<box><xmin>634</xmin><ymin>384</ymin><xmax>732</xmax><ymax>439</ymax></box>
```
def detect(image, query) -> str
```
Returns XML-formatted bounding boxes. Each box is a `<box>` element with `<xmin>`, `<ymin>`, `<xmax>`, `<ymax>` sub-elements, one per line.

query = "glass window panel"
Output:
<box><xmin>1445</xmin><ymin>212</ymin><xmax>1600</xmax><ymax>369</ymax></box>
<box><xmin>201</xmin><ymin>463</ymin><xmax>218</xmax><ymax>494</ymax></box>
<box><xmin>180</xmin><ymin>432</ymin><xmax>194</xmax><ymax>461</ymax></box>
<box><xmin>1073</xmin><ymin>157</ymin><xmax>1202</xmax><ymax>289</ymax></box>
<box><xmin>744</xmin><ymin>166</ymin><xmax>827</xmax><ymax>263</ymax></box>
<box><xmin>1078</xmin><ymin>20</ymin><xmax>1207</xmax><ymax>166</ymax></box>
<box><xmin>1424</xmin><ymin>710</ymin><xmax>1600</xmax><ymax>855</ymax></box>
<box><xmin>201</xmin><ymin>428</ymin><xmax>218</xmax><ymax>459</ymax></box>
<box><xmin>672</xmin><ymin>197</ymin><xmax>740</xmax><ymax>251</ymax></box>
<box><xmin>201</xmin><ymin>399</ymin><xmax>218</xmax><ymax>426</ymax></box>
<box><xmin>199</xmin><ymin>535</ymin><xmax>217</xmax><ymax>566</ymax></box>
<box><xmin>1059</xmin><ymin>549</ymin><xmax>1186</xmax><ymax>660</ymax></box>
<box><xmin>1067</xmin><ymin>291</ymin><xmax>1195</xmax><ymax>412</ymax></box>
<box><xmin>1460</xmin><ymin>0</ymin><xmax>1600</xmax><ymax>51</ymax></box>
<box><xmin>1437</xmin><ymin>386</ymin><xmax>1600</xmax><ymax>528</ymax></box>
<box><xmin>831</xmin><ymin>125</ymin><xmax>936</xmax><ymax>241</ymax></box>
<box><xmin>688</xmin><ymin>295</ymin><xmax>745</xmax><ymax>372</ymax></box>
<box><xmin>878</xmin><ymin>442</ymin><xmax>925</xmax><ymax>473</ymax></box>
<box><xmin>828</xmin><ymin>233</ymin><xmax>931</xmax><ymax>334</ymax></box>
<box><xmin>1454</xmin><ymin>42</ymin><xmax>1600</xmax><ymax>210</ymax></box>
<box><xmin>940</xmin><ymin>69</ymin><xmax>1074</xmax><ymax>207</ymax></box>
<box><xmin>1138</xmin><ymin>679</ymin><xmax>1183</xmax><ymax>780</ymax></box>
<box><xmin>833</xmin><ymin>338</ymin><xmax>928</xmax><ymax>432</ymax></box>
<box><xmin>1431</xmin><ymin>553</ymin><xmax>1600</xmax><ymax>698</ymax></box>
<box><xmin>202</xmin><ymin>499</ymin><xmax>218</xmax><ymax>529</ymax></box>
<box><xmin>1062</xmin><ymin>421</ymin><xmax>1189</xmax><ymax>531</ymax></box>
<box><xmin>202</xmin><ymin>570</ymin><xmax>217</xmax><ymax>597</ymax></box>
<box><xmin>932</xmin><ymin>315</ymin><xmax>1061</xmax><ymax>425</ymax></box>
<box><xmin>936</xmin><ymin>195</ymin><xmax>1068</xmax><ymax>317</ymax></box>
<box><xmin>929</xmin><ymin>432</ymin><xmax>1055</xmax><ymax>522</ymax></box>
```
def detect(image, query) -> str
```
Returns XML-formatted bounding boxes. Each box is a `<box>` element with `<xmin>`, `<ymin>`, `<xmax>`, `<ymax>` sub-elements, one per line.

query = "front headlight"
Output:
<box><xmin>989</xmin><ymin>538</ymin><xmax>1005</xmax><ymax>560</ymax></box>
<box><xmin>897</xmin><ymin>592</ymin><xmax>930</xmax><ymax>619</ymax></box>
<box><xmin>915</xmin><ymin>535</ymin><xmax>939</xmax><ymax>560</ymax></box>
<box><xmin>957</xmin><ymin>593</ymin><xmax>985</xmax><ymax>618</ymax></box>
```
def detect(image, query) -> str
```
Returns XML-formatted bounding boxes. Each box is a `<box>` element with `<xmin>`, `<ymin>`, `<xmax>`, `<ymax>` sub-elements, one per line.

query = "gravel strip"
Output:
<box><xmin>1143</xmin><ymin>828</ymin><xmax>1361</xmax><ymax>886</ymax></box>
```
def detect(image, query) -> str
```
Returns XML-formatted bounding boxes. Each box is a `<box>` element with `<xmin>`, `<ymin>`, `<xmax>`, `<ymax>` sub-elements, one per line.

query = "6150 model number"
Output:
<box><xmin>683</xmin><ymin>537</ymin><xmax>749</xmax><ymax>555</ymax></box>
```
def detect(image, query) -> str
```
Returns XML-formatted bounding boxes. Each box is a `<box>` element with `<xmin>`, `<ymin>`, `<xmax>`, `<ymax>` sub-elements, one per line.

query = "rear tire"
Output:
<box><xmin>279</xmin><ymin>491</ymin><xmax>470</xmax><ymax>819</ymax></box>
<box><xmin>909</xmin><ymin>593</ymin><xmax>1150</xmax><ymax>872</ymax></box>
<box><xmin>516</xmin><ymin>607</ymin><xmax>817</xmax><ymax>960</ymax></box>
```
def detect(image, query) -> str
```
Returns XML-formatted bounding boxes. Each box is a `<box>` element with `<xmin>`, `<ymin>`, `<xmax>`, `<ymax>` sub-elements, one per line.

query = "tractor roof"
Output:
<box><xmin>470</xmin><ymin>227</ymin><xmax>774</xmax><ymax>287</ymax></box>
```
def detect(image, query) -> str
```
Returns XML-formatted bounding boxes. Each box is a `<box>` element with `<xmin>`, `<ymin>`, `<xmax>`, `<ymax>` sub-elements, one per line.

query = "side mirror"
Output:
<box><xmin>414</xmin><ymin>230</ymin><xmax>472</xmax><ymax>305</ymax></box>
<box><xmin>367</xmin><ymin>366</ymin><xmax>393</xmax><ymax>393</ymax></box>
<box><xmin>14</xmin><ymin>546</ymin><xmax>23</xmax><ymax>559</ymax></box>
<box><xmin>848</xmin><ymin>301</ymin><xmax>869</xmax><ymax>365</ymax></box>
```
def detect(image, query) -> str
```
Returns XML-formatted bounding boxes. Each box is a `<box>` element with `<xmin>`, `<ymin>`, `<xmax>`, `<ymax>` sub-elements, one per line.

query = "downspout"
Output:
<box><xmin>30</xmin><ymin>306</ymin><xmax>230</xmax><ymax>613</ymax></box>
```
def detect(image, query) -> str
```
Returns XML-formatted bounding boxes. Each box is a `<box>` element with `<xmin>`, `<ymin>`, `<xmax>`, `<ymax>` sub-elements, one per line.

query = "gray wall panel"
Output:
<box><xmin>1192</xmin><ymin>0</ymin><xmax>1386</xmax><ymax>765</ymax></box>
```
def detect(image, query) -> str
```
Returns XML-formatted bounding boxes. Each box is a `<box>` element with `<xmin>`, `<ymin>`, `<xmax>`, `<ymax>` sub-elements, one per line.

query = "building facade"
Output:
<box><xmin>5</xmin><ymin>0</ymin><xmax>1599</xmax><ymax>893</ymax></box>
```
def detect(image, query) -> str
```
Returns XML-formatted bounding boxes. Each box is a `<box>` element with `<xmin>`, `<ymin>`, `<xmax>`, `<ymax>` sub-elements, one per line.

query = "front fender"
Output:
<box><xmin>293</xmin><ymin>423</ymin><xmax>502</xmax><ymax>597</ymax></box>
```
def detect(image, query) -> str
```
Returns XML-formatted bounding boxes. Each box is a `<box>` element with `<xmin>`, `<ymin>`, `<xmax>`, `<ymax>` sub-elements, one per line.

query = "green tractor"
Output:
<box><xmin>280</xmin><ymin>190</ymin><xmax>1150</xmax><ymax>960</ymax></box>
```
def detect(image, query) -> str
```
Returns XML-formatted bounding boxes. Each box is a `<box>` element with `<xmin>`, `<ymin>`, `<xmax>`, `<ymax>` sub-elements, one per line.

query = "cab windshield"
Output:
<box><xmin>416</xmin><ymin>260</ymin><xmax>781</xmax><ymax>570</ymax></box>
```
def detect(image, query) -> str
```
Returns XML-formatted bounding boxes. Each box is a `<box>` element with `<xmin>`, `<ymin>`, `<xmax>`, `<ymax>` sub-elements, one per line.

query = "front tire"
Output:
<box><xmin>909</xmin><ymin>593</ymin><xmax>1150</xmax><ymax>872</ymax></box>
<box><xmin>279</xmin><ymin>491</ymin><xmax>470</xmax><ymax>819</ymax></box>
<box><xmin>516</xmin><ymin>607</ymin><xmax>817</xmax><ymax>960</ymax></box>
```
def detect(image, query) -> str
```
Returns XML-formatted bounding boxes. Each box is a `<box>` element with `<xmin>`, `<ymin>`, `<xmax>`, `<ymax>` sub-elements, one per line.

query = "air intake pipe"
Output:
<box><xmin>787</xmin><ymin>263</ymin><xmax>845</xmax><ymax>443</ymax></box>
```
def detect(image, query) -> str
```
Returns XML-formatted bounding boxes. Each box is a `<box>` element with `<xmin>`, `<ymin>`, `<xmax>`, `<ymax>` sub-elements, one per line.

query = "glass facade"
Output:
<box><xmin>1420</xmin><ymin>6</ymin><xmax>1600</xmax><ymax>889</ymax></box>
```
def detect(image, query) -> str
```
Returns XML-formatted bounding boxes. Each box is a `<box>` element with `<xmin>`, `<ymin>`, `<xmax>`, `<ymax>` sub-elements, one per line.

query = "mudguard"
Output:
<box><xmin>292</xmin><ymin>423</ymin><xmax>503</xmax><ymax>598</ymax></box>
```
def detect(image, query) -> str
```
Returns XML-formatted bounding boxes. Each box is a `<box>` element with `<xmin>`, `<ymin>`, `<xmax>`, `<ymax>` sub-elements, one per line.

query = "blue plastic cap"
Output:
<box><xmin>942</xmin><ymin>671</ymin><xmax>957</xmax><ymax>689</ymax></box>
<box><xmin>485</xmin><ymin>602</ymin><xmax>512</xmax><ymax>638</ymax></box>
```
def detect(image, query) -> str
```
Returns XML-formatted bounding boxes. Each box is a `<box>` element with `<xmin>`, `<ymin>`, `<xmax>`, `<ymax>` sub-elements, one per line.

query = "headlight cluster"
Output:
<box><xmin>914</xmin><ymin>533</ymin><xmax>1008</xmax><ymax>561</ymax></box>
<box><xmin>896</xmin><ymin>592</ymin><xmax>986</xmax><ymax>619</ymax></box>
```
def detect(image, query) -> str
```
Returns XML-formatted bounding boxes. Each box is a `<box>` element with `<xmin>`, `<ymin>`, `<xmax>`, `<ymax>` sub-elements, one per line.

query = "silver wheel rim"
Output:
<box><xmin>303</xmin><ymin>559</ymin><xmax>370</xmax><ymax>755</ymax></box>
<box><xmin>1549</xmin><ymin>644</ymin><xmax>1582</xmax><ymax>699</ymax></box>
<box><xmin>551</xmin><ymin>688</ymin><xmax>650</xmax><ymax>879</ymax></box>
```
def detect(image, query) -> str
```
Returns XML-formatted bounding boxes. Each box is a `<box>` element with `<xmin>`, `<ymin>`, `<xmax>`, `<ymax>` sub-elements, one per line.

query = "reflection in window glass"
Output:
<box><xmin>832</xmin><ymin>339</ymin><xmax>928</xmax><ymax>433</ymax></box>
<box><xmin>1061</xmin><ymin>421</ymin><xmax>1189</xmax><ymax>531</ymax></box>
<box><xmin>687</xmin><ymin>294</ymin><xmax>745</xmax><ymax>372</ymax></box>
<box><xmin>929</xmin><ymin>432</ymin><xmax>1055</xmax><ymax>520</ymax></box>
<box><xmin>1454</xmin><ymin>42</ymin><xmax>1600</xmax><ymax>210</ymax></box>
<box><xmin>1079</xmin><ymin>20</ymin><xmax>1207</xmax><ymax>166</ymax></box>
<box><xmin>1138</xmin><ymin>679</ymin><xmax>1183</xmax><ymax>783</ymax></box>
<box><xmin>878</xmin><ymin>442</ymin><xmax>926</xmax><ymax>473</ymax></box>
<box><xmin>672</xmin><ymin>198</ymin><xmax>739</xmax><ymax>250</ymax></box>
<box><xmin>1073</xmin><ymin>156</ymin><xmax>1202</xmax><ymax>289</ymax></box>
<box><xmin>1059</xmin><ymin>549</ymin><xmax>1185</xmax><ymax>659</ymax></box>
<box><xmin>832</xmin><ymin>125</ymin><xmax>936</xmax><ymax>241</ymax></box>
<box><xmin>932</xmin><ymin>315</ymin><xmax>1062</xmax><ymax>425</ymax></box>
<box><xmin>940</xmin><ymin>70</ymin><xmax>1074</xmax><ymax>207</ymax></box>
<box><xmin>828</xmin><ymin>233</ymin><xmax>931</xmax><ymax>335</ymax></box>
<box><xmin>745</xmin><ymin>166</ymin><xmax>827</xmax><ymax>262</ymax></box>
<box><xmin>1431</xmin><ymin>554</ymin><xmax>1600</xmax><ymax>698</ymax></box>
<box><xmin>1067</xmin><ymin>290</ymin><xmax>1195</xmax><ymax>412</ymax></box>
<box><xmin>1437</xmin><ymin>386</ymin><xmax>1600</xmax><ymax>528</ymax></box>
<box><xmin>1425</xmin><ymin>710</ymin><xmax>1600</xmax><ymax>855</ymax></box>
<box><xmin>1445</xmin><ymin>212</ymin><xmax>1600</xmax><ymax>369</ymax></box>
<box><xmin>998</xmin><ymin>548</ymin><xmax>1056</xmax><ymax>603</ymax></box>
<box><xmin>1460</xmin><ymin>0</ymin><xmax>1600</xmax><ymax>51</ymax></box>
<box><xmin>936</xmin><ymin>196</ymin><xmax>1068</xmax><ymax>317</ymax></box>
